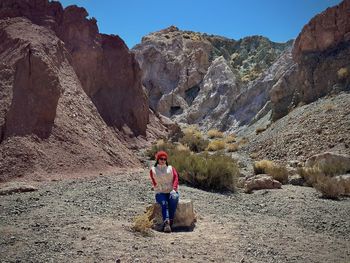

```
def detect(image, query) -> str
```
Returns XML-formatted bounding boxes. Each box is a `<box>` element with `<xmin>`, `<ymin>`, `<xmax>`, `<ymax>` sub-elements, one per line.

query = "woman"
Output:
<box><xmin>149</xmin><ymin>151</ymin><xmax>179</xmax><ymax>233</ymax></box>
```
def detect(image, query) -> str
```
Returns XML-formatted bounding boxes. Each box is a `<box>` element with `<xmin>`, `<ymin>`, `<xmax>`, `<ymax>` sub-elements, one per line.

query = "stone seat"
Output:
<box><xmin>147</xmin><ymin>199</ymin><xmax>196</xmax><ymax>231</ymax></box>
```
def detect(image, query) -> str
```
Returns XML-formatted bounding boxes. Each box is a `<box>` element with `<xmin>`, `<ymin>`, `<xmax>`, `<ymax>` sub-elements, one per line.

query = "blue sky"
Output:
<box><xmin>58</xmin><ymin>0</ymin><xmax>342</xmax><ymax>49</ymax></box>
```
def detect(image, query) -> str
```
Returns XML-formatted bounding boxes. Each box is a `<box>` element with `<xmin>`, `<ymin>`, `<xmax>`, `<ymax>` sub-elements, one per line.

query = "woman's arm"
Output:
<box><xmin>172</xmin><ymin>167</ymin><xmax>179</xmax><ymax>191</ymax></box>
<box><xmin>149</xmin><ymin>169</ymin><xmax>157</xmax><ymax>187</ymax></box>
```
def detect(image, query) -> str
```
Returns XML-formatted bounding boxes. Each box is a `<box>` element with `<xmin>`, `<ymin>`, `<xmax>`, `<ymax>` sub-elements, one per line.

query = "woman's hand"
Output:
<box><xmin>170</xmin><ymin>189</ymin><xmax>178</xmax><ymax>199</ymax></box>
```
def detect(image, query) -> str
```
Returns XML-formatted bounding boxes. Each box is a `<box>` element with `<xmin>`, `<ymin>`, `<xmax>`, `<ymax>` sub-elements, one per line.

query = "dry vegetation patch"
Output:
<box><xmin>254</xmin><ymin>160</ymin><xmax>288</xmax><ymax>184</ymax></box>
<box><xmin>207</xmin><ymin>140</ymin><xmax>226</xmax><ymax>151</ymax></box>
<box><xmin>207</xmin><ymin>129</ymin><xmax>224</xmax><ymax>139</ymax></box>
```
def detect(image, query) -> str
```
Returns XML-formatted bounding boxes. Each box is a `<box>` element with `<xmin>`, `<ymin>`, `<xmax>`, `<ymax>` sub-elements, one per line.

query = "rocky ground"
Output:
<box><xmin>1</xmin><ymin>170</ymin><xmax>349</xmax><ymax>263</ymax></box>
<box><xmin>244</xmin><ymin>92</ymin><xmax>350</xmax><ymax>164</ymax></box>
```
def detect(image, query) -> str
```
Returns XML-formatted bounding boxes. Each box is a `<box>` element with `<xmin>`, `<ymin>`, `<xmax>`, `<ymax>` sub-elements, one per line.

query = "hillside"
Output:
<box><xmin>0</xmin><ymin>0</ymin><xmax>168</xmax><ymax>181</ymax></box>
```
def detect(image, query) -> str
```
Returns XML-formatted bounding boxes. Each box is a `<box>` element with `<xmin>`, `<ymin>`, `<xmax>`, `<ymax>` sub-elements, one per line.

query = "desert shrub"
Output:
<box><xmin>254</xmin><ymin>160</ymin><xmax>288</xmax><ymax>184</ymax></box>
<box><xmin>207</xmin><ymin>129</ymin><xmax>224</xmax><ymax>139</ymax></box>
<box><xmin>337</xmin><ymin>67</ymin><xmax>349</xmax><ymax>80</ymax></box>
<box><xmin>342</xmin><ymin>178</ymin><xmax>350</xmax><ymax>196</ymax></box>
<box><xmin>323</xmin><ymin>103</ymin><xmax>335</xmax><ymax>113</ymax></box>
<box><xmin>238</xmin><ymin>137</ymin><xmax>249</xmax><ymax>146</ymax></box>
<box><xmin>314</xmin><ymin>176</ymin><xmax>345</xmax><ymax>200</ymax></box>
<box><xmin>224</xmin><ymin>134</ymin><xmax>236</xmax><ymax>143</ymax></box>
<box><xmin>256</xmin><ymin>126</ymin><xmax>267</xmax><ymax>135</ymax></box>
<box><xmin>250</xmin><ymin>152</ymin><xmax>259</xmax><ymax>159</ymax></box>
<box><xmin>207</xmin><ymin>140</ymin><xmax>226</xmax><ymax>151</ymax></box>
<box><xmin>175</xmin><ymin>143</ymin><xmax>190</xmax><ymax>152</ymax></box>
<box><xmin>132</xmin><ymin>207</ymin><xmax>154</xmax><ymax>236</ymax></box>
<box><xmin>170</xmin><ymin>151</ymin><xmax>239</xmax><ymax>192</ymax></box>
<box><xmin>179</xmin><ymin>130</ymin><xmax>209</xmax><ymax>153</ymax></box>
<box><xmin>253</xmin><ymin>160</ymin><xmax>275</xmax><ymax>174</ymax></box>
<box><xmin>267</xmin><ymin>165</ymin><xmax>289</xmax><ymax>184</ymax></box>
<box><xmin>298</xmin><ymin>166</ymin><xmax>350</xmax><ymax>199</ymax></box>
<box><xmin>226</xmin><ymin>143</ymin><xmax>239</xmax><ymax>152</ymax></box>
<box><xmin>298</xmin><ymin>167</ymin><xmax>320</xmax><ymax>186</ymax></box>
<box><xmin>146</xmin><ymin>140</ymin><xmax>175</xmax><ymax>159</ymax></box>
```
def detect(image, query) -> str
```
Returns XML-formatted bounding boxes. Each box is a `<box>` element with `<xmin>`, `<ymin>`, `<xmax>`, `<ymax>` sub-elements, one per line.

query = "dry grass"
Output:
<box><xmin>132</xmin><ymin>207</ymin><xmax>154</xmax><ymax>236</ymax></box>
<box><xmin>179</xmin><ymin>129</ymin><xmax>209</xmax><ymax>153</ymax></box>
<box><xmin>256</xmin><ymin>126</ymin><xmax>267</xmax><ymax>135</ymax></box>
<box><xmin>207</xmin><ymin>129</ymin><xmax>224</xmax><ymax>139</ymax></box>
<box><xmin>224</xmin><ymin>134</ymin><xmax>236</xmax><ymax>143</ymax></box>
<box><xmin>226</xmin><ymin>143</ymin><xmax>239</xmax><ymax>152</ymax></box>
<box><xmin>298</xmin><ymin>165</ymin><xmax>350</xmax><ymax>199</ymax></box>
<box><xmin>253</xmin><ymin>160</ymin><xmax>275</xmax><ymax>174</ymax></box>
<box><xmin>175</xmin><ymin>143</ymin><xmax>190</xmax><ymax>152</ymax></box>
<box><xmin>314</xmin><ymin>176</ymin><xmax>345</xmax><ymax>200</ymax></box>
<box><xmin>238</xmin><ymin>137</ymin><xmax>249</xmax><ymax>146</ymax></box>
<box><xmin>254</xmin><ymin>160</ymin><xmax>288</xmax><ymax>184</ymax></box>
<box><xmin>323</xmin><ymin>103</ymin><xmax>335</xmax><ymax>113</ymax></box>
<box><xmin>207</xmin><ymin>140</ymin><xmax>226</xmax><ymax>151</ymax></box>
<box><xmin>250</xmin><ymin>152</ymin><xmax>259</xmax><ymax>159</ymax></box>
<box><xmin>337</xmin><ymin>67</ymin><xmax>349</xmax><ymax>80</ymax></box>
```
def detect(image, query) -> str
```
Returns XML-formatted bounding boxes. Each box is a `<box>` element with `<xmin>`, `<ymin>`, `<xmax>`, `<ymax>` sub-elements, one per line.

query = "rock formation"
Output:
<box><xmin>133</xmin><ymin>27</ymin><xmax>292</xmax><ymax>131</ymax></box>
<box><xmin>0</xmin><ymin>0</ymin><xmax>167</xmax><ymax>181</ymax></box>
<box><xmin>270</xmin><ymin>0</ymin><xmax>350</xmax><ymax>120</ymax></box>
<box><xmin>0</xmin><ymin>0</ymin><xmax>149</xmax><ymax>136</ymax></box>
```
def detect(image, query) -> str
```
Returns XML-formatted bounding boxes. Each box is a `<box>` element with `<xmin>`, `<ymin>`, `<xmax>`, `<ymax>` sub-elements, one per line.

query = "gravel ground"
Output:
<box><xmin>0</xmin><ymin>170</ymin><xmax>349</xmax><ymax>263</ymax></box>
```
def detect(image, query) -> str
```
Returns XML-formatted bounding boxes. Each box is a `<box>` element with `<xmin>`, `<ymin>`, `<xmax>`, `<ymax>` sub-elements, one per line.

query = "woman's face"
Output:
<box><xmin>158</xmin><ymin>157</ymin><xmax>167</xmax><ymax>165</ymax></box>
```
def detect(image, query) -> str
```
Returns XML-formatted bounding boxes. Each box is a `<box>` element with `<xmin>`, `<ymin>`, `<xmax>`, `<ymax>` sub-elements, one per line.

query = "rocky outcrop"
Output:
<box><xmin>293</xmin><ymin>0</ymin><xmax>350</xmax><ymax>61</ymax></box>
<box><xmin>305</xmin><ymin>152</ymin><xmax>350</xmax><ymax>174</ymax></box>
<box><xmin>184</xmin><ymin>56</ymin><xmax>240</xmax><ymax>130</ymax></box>
<box><xmin>0</xmin><ymin>1</ymin><xmax>167</xmax><ymax>181</ymax></box>
<box><xmin>0</xmin><ymin>17</ymin><xmax>143</xmax><ymax>181</ymax></box>
<box><xmin>0</xmin><ymin>0</ymin><xmax>148</xmax><ymax>136</ymax></box>
<box><xmin>133</xmin><ymin>26</ymin><xmax>212</xmax><ymax>117</ymax></box>
<box><xmin>224</xmin><ymin>48</ymin><xmax>294</xmax><ymax>131</ymax></box>
<box><xmin>133</xmin><ymin>26</ymin><xmax>291</xmax><ymax>130</ymax></box>
<box><xmin>271</xmin><ymin>0</ymin><xmax>350</xmax><ymax>121</ymax></box>
<box><xmin>244</xmin><ymin>174</ymin><xmax>282</xmax><ymax>193</ymax></box>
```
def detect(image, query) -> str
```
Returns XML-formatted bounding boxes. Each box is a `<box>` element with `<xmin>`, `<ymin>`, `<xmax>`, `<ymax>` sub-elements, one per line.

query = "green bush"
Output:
<box><xmin>179</xmin><ymin>131</ymin><xmax>209</xmax><ymax>153</ymax></box>
<box><xmin>170</xmin><ymin>151</ymin><xmax>239</xmax><ymax>192</ymax></box>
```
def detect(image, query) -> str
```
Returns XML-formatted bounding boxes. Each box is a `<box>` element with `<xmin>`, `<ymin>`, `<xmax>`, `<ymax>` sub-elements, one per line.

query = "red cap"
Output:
<box><xmin>155</xmin><ymin>151</ymin><xmax>168</xmax><ymax>160</ymax></box>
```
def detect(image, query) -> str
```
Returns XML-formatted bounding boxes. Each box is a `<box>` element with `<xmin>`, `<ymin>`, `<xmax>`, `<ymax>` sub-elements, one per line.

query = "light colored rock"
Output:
<box><xmin>147</xmin><ymin>199</ymin><xmax>196</xmax><ymax>230</ymax></box>
<box><xmin>0</xmin><ymin>182</ymin><xmax>38</xmax><ymax>195</ymax></box>
<box><xmin>225</xmin><ymin>48</ymin><xmax>294</xmax><ymax>133</ymax></box>
<box><xmin>133</xmin><ymin>26</ymin><xmax>211</xmax><ymax>117</ymax></box>
<box><xmin>133</xmin><ymin>27</ymin><xmax>291</xmax><ymax>132</ymax></box>
<box><xmin>183</xmin><ymin>56</ymin><xmax>239</xmax><ymax>131</ymax></box>
<box><xmin>305</xmin><ymin>152</ymin><xmax>350</xmax><ymax>174</ymax></box>
<box><xmin>244</xmin><ymin>174</ymin><xmax>282</xmax><ymax>193</ymax></box>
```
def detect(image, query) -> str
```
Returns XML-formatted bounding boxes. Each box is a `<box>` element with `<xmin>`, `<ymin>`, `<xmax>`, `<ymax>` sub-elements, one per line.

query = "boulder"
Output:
<box><xmin>305</xmin><ymin>152</ymin><xmax>350</xmax><ymax>175</ymax></box>
<box><xmin>244</xmin><ymin>174</ymin><xmax>282</xmax><ymax>193</ymax></box>
<box><xmin>147</xmin><ymin>199</ymin><xmax>196</xmax><ymax>231</ymax></box>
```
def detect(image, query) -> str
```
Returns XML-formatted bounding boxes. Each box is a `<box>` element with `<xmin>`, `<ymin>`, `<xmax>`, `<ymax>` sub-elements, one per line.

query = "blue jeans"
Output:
<box><xmin>155</xmin><ymin>192</ymin><xmax>179</xmax><ymax>222</ymax></box>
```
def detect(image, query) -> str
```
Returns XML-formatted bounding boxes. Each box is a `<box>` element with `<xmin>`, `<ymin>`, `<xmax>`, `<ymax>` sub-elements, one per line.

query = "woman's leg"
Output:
<box><xmin>155</xmin><ymin>193</ymin><xmax>169</xmax><ymax>222</ymax></box>
<box><xmin>168</xmin><ymin>192</ymin><xmax>179</xmax><ymax>222</ymax></box>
